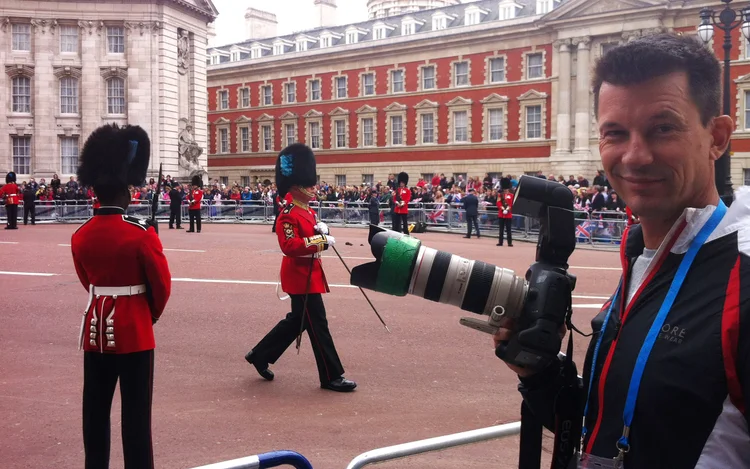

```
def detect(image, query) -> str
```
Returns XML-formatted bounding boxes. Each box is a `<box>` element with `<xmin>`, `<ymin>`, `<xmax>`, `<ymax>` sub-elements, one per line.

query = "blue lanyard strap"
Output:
<box><xmin>617</xmin><ymin>201</ymin><xmax>727</xmax><ymax>451</ymax></box>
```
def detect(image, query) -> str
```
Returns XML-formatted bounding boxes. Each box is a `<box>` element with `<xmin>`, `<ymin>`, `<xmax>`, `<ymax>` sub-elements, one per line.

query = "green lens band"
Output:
<box><xmin>375</xmin><ymin>235</ymin><xmax>421</xmax><ymax>296</ymax></box>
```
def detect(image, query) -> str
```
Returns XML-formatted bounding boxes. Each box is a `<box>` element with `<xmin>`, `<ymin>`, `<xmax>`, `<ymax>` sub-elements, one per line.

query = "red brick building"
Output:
<box><xmin>207</xmin><ymin>0</ymin><xmax>750</xmax><ymax>188</ymax></box>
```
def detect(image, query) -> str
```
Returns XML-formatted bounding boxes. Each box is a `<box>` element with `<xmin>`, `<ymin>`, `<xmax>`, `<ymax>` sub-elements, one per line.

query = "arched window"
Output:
<box><xmin>60</xmin><ymin>77</ymin><xmax>78</xmax><ymax>114</ymax></box>
<box><xmin>12</xmin><ymin>76</ymin><xmax>31</xmax><ymax>113</ymax></box>
<box><xmin>106</xmin><ymin>77</ymin><xmax>125</xmax><ymax>114</ymax></box>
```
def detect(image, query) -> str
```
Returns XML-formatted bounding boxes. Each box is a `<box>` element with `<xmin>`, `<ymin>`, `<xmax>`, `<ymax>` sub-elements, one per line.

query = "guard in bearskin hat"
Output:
<box><xmin>496</xmin><ymin>177</ymin><xmax>514</xmax><ymax>247</ymax></box>
<box><xmin>71</xmin><ymin>123</ymin><xmax>171</xmax><ymax>468</ymax></box>
<box><xmin>187</xmin><ymin>175</ymin><xmax>203</xmax><ymax>233</ymax></box>
<box><xmin>245</xmin><ymin>143</ymin><xmax>357</xmax><ymax>392</ymax></box>
<box><xmin>392</xmin><ymin>171</ymin><xmax>411</xmax><ymax>234</ymax></box>
<box><xmin>2</xmin><ymin>171</ymin><xmax>20</xmax><ymax>229</ymax></box>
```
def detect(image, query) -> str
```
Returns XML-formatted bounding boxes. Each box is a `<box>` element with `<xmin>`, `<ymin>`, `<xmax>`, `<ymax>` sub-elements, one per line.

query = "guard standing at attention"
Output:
<box><xmin>187</xmin><ymin>175</ymin><xmax>203</xmax><ymax>233</ymax></box>
<box><xmin>245</xmin><ymin>143</ymin><xmax>357</xmax><ymax>392</ymax></box>
<box><xmin>2</xmin><ymin>171</ymin><xmax>19</xmax><ymax>229</ymax></box>
<box><xmin>71</xmin><ymin>123</ymin><xmax>171</xmax><ymax>469</ymax></box>
<box><xmin>393</xmin><ymin>172</ymin><xmax>410</xmax><ymax>234</ymax></box>
<box><xmin>496</xmin><ymin>177</ymin><xmax>513</xmax><ymax>247</ymax></box>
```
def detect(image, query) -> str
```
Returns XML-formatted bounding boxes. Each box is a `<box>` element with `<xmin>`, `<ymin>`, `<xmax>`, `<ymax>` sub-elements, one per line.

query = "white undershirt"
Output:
<box><xmin>626</xmin><ymin>248</ymin><xmax>657</xmax><ymax>305</ymax></box>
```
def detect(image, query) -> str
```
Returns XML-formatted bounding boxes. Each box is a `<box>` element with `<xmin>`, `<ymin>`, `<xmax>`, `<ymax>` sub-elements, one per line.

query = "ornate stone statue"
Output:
<box><xmin>178</xmin><ymin>123</ymin><xmax>206</xmax><ymax>178</ymax></box>
<box><xmin>178</xmin><ymin>29</ymin><xmax>190</xmax><ymax>75</ymax></box>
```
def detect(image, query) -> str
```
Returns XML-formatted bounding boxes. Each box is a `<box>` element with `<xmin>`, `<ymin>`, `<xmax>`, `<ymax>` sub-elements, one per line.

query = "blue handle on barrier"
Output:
<box><xmin>258</xmin><ymin>451</ymin><xmax>313</xmax><ymax>469</ymax></box>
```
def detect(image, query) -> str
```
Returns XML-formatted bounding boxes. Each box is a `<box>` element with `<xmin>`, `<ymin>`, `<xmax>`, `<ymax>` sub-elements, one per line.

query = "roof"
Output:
<box><xmin>170</xmin><ymin>0</ymin><xmax>219</xmax><ymax>21</ymax></box>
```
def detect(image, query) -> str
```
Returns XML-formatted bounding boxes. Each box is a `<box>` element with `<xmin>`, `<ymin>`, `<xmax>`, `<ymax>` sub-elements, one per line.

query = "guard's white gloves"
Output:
<box><xmin>326</xmin><ymin>235</ymin><xmax>336</xmax><ymax>246</ymax></box>
<box><xmin>315</xmin><ymin>221</ymin><xmax>329</xmax><ymax>235</ymax></box>
<box><xmin>503</xmin><ymin>210</ymin><xmax>508</xmax><ymax>215</ymax></box>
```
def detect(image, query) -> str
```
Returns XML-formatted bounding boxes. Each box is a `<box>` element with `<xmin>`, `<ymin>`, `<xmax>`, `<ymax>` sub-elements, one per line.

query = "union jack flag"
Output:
<box><xmin>576</xmin><ymin>220</ymin><xmax>592</xmax><ymax>241</ymax></box>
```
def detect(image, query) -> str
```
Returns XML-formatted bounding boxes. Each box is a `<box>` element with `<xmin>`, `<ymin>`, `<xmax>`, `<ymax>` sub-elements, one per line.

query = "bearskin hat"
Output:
<box><xmin>275</xmin><ymin>143</ymin><xmax>317</xmax><ymax>197</ymax></box>
<box><xmin>77</xmin><ymin>124</ymin><xmax>150</xmax><ymax>200</ymax></box>
<box><xmin>500</xmin><ymin>177</ymin><xmax>511</xmax><ymax>190</ymax></box>
<box><xmin>191</xmin><ymin>175</ymin><xmax>203</xmax><ymax>189</ymax></box>
<box><xmin>397</xmin><ymin>172</ymin><xmax>409</xmax><ymax>186</ymax></box>
<box><xmin>6</xmin><ymin>171</ymin><xmax>16</xmax><ymax>184</ymax></box>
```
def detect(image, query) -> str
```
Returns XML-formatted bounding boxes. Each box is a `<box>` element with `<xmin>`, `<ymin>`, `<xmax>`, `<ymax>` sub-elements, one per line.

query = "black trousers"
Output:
<box><xmin>5</xmin><ymin>204</ymin><xmax>18</xmax><ymax>228</ymax></box>
<box><xmin>83</xmin><ymin>350</ymin><xmax>154</xmax><ymax>469</ymax></box>
<box><xmin>498</xmin><ymin>218</ymin><xmax>513</xmax><ymax>245</ymax></box>
<box><xmin>466</xmin><ymin>215</ymin><xmax>480</xmax><ymax>237</ymax></box>
<box><xmin>369</xmin><ymin>211</ymin><xmax>380</xmax><ymax>226</ymax></box>
<box><xmin>169</xmin><ymin>207</ymin><xmax>181</xmax><ymax>228</ymax></box>
<box><xmin>392</xmin><ymin>213</ymin><xmax>408</xmax><ymax>233</ymax></box>
<box><xmin>23</xmin><ymin>203</ymin><xmax>35</xmax><ymax>225</ymax></box>
<box><xmin>188</xmin><ymin>209</ymin><xmax>201</xmax><ymax>232</ymax></box>
<box><xmin>252</xmin><ymin>294</ymin><xmax>344</xmax><ymax>384</ymax></box>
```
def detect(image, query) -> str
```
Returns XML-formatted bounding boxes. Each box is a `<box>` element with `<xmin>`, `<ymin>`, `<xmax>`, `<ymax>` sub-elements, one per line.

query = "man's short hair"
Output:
<box><xmin>592</xmin><ymin>33</ymin><xmax>721</xmax><ymax>126</ymax></box>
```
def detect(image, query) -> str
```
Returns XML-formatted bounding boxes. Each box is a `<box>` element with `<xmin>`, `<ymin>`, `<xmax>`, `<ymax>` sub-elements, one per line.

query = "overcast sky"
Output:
<box><xmin>210</xmin><ymin>0</ymin><xmax>371</xmax><ymax>47</ymax></box>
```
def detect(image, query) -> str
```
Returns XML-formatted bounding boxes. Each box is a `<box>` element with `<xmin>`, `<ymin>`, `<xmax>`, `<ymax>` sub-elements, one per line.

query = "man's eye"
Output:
<box><xmin>603</xmin><ymin>130</ymin><xmax>625</xmax><ymax>138</ymax></box>
<box><xmin>654</xmin><ymin>125</ymin><xmax>675</xmax><ymax>134</ymax></box>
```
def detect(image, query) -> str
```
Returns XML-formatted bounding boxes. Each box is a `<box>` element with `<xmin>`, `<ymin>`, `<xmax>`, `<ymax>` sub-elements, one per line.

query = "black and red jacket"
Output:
<box><xmin>520</xmin><ymin>193</ymin><xmax>750</xmax><ymax>468</ymax></box>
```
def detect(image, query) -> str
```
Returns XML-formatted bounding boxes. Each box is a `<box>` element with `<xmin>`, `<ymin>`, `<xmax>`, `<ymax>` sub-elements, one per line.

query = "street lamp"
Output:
<box><xmin>698</xmin><ymin>0</ymin><xmax>750</xmax><ymax>207</ymax></box>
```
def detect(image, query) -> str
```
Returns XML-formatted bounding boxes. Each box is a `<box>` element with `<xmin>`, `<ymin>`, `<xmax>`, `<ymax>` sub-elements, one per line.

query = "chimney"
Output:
<box><xmin>245</xmin><ymin>7</ymin><xmax>278</xmax><ymax>40</ymax></box>
<box><xmin>314</xmin><ymin>0</ymin><xmax>337</xmax><ymax>28</ymax></box>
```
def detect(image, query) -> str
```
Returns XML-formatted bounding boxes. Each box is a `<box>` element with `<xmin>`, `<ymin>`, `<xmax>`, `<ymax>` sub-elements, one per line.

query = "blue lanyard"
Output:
<box><xmin>581</xmin><ymin>201</ymin><xmax>727</xmax><ymax>453</ymax></box>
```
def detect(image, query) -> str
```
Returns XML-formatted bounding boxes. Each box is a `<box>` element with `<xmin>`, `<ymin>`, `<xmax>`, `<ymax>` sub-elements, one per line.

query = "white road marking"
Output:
<box><xmin>322</xmin><ymin>256</ymin><xmax>374</xmax><ymax>260</ymax></box>
<box><xmin>570</xmin><ymin>266</ymin><xmax>620</xmax><ymax>271</ymax></box>
<box><xmin>572</xmin><ymin>295</ymin><xmax>611</xmax><ymax>300</ymax></box>
<box><xmin>172</xmin><ymin>277</ymin><xmax>358</xmax><ymax>289</ymax></box>
<box><xmin>0</xmin><ymin>241</ymin><xmax>19</xmax><ymax>244</ymax></box>
<box><xmin>58</xmin><ymin>244</ymin><xmax>71</xmax><ymax>247</ymax></box>
<box><xmin>572</xmin><ymin>304</ymin><xmax>605</xmax><ymax>309</ymax></box>
<box><xmin>164</xmin><ymin>249</ymin><xmax>206</xmax><ymax>253</ymax></box>
<box><xmin>0</xmin><ymin>271</ymin><xmax>58</xmax><ymax>277</ymax></box>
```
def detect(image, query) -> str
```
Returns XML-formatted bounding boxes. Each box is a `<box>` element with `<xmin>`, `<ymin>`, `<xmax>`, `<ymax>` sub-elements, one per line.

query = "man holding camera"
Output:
<box><xmin>496</xmin><ymin>33</ymin><xmax>750</xmax><ymax>468</ymax></box>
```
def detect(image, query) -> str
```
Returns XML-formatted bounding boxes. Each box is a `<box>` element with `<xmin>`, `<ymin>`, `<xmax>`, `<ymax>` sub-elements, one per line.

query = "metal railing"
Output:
<box><xmin>189</xmin><ymin>450</ymin><xmax>313</xmax><ymax>469</ymax></box>
<box><xmin>0</xmin><ymin>200</ymin><xmax>627</xmax><ymax>247</ymax></box>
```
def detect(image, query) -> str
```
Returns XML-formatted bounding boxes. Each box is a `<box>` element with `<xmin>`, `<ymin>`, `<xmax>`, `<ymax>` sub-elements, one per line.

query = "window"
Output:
<box><xmin>489</xmin><ymin>57</ymin><xmax>505</xmax><ymax>83</ymax></box>
<box><xmin>251</xmin><ymin>47</ymin><xmax>262</xmax><ymax>59</ymax></box>
<box><xmin>106</xmin><ymin>78</ymin><xmax>126</xmax><ymax>114</ymax></box>
<box><xmin>220</xmin><ymin>176</ymin><xmax>229</xmax><ymax>187</ymax></box>
<box><xmin>362</xmin><ymin>73</ymin><xmax>375</xmax><ymax>96</ymax></box>
<box><xmin>219</xmin><ymin>128</ymin><xmax>229</xmax><ymax>153</ymax></box>
<box><xmin>296</xmin><ymin>39</ymin><xmax>308</xmax><ymax>52</ymax></box>
<box><xmin>454</xmin><ymin>62</ymin><xmax>469</xmax><ymax>86</ymax></box>
<box><xmin>601</xmin><ymin>42</ymin><xmax>618</xmax><ymax>56</ymax></box>
<box><xmin>374</xmin><ymin>25</ymin><xmax>387</xmax><ymax>40</ymax></box>
<box><xmin>12</xmin><ymin>136</ymin><xmax>31</xmax><ymax>175</ymax></box>
<box><xmin>12</xmin><ymin>24</ymin><xmax>31</xmax><ymax>51</ymax></box>
<box><xmin>231</xmin><ymin>51</ymin><xmax>240</xmax><ymax>62</ymax></box>
<box><xmin>321</xmin><ymin>36</ymin><xmax>331</xmax><ymax>48</ymax></box>
<box><xmin>310</xmin><ymin>80</ymin><xmax>321</xmax><ymax>101</ymax></box>
<box><xmin>262</xmin><ymin>85</ymin><xmax>272</xmax><ymax>106</ymax></box>
<box><xmin>346</xmin><ymin>31</ymin><xmax>358</xmax><ymax>44</ymax></box>
<box><xmin>391</xmin><ymin>70</ymin><xmax>404</xmax><ymax>93</ymax></box>
<box><xmin>390</xmin><ymin>116</ymin><xmax>403</xmax><ymax>145</ymax></box>
<box><xmin>219</xmin><ymin>90</ymin><xmax>229</xmax><ymax>110</ymax></box>
<box><xmin>240</xmin><ymin>88</ymin><xmax>250</xmax><ymax>107</ymax></box>
<box><xmin>334</xmin><ymin>120</ymin><xmax>346</xmax><ymax>148</ymax></box>
<box><xmin>274</xmin><ymin>43</ymin><xmax>284</xmax><ymax>55</ymax></box>
<box><xmin>362</xmin><ymin>117</ymin><xmax>374</xmax><ymax>146</ymax></box>
<box><xmin>285</xmin><ymin>82</ymin><xmax>296</xmax><ymax>103</ymax></box>
<box><xmin>454</xmin><ymin>111</ymin><xmax>468</xmax><ymax>142</ymax></box>
<box><xmin>336</xmin><ymin>77</ymin><xmax>347</xmax><ymax>98</ymax></box>
<box><xmin>241</xmin><ymin>176</ymin><xmax>250</xmax><ymax>187</ymax></box>
<box><xmin>240</xmin><ymin>127</ymin><xmax>250</xmax><ymax>152</ymax></box>
<box><xmin>744</xmin><ymin>169</ymin><xmax>750</xmax><ymax>186</ymax></box>
<box><xmin>465</xmin><ymin>10</ymin><xmax>481</xmax><ymax>25</ymax></box>
<box><xmin>421</xmin><ymin>113</ymin><xmax>434</xmax><ymax>144</ymax></box>
<box><xmin>335</xmin><ymin>175</ymin><xmax>347</xmax><ymax>187</ymax></box>
<box><xmin>60</xmin><ymin>25</ymin><xmax>78</xmax><ymax>53</ymax></box>
<box><xmin>309</xmin><ymin>122</ymin><xmax>321</xmax><ymax>149</ymax></box>
<box><xmin>60</xmin><ymin>77</ymin><xmax>78</xmax><ymax>114</ymax></box>
<box><xmin>285</xmin><ymin>123</ymin><xmax>296</xmax><ymax>145</ymax></box>
<box><xmin>61</xmin><ymin>137</ymin><xmax>79</xmax><ymax>174</ymax></box>
<box><xmin>422</xmin><ymin>66</ymin><xmax>435</xmax><ymax>90</ymax></box>
<box><xmin>12</xmin><ymin>76</ymin><xmax>31</xmax><ymax>113</ymax></box>
<box><xmin>527</xmin><ymin>53</ymin><xmax>543</xmax><ymax>79</ymax></box>
<box><xmin>363</xmin><ymin>174</ymin><xmax>374</xmax><ymax>186</ymax></box>
<box><xmin>262</xmin><ymin>125</ymin><xmax>273</xmax><ymax>152</ymax></box>
<box><xmin>489</xmin><ymin>108</ymin><xmax>504</xmax><ymax>141</ymax></box>
<box><xmin>500</xmin><ymin>5</ymin><xmax>517</xmax><ymax>20</ymax></box>
<box><xmin>745</xmin><ymin>91</ymin><xmax>750</xmax><ymax>129</ymax></box>
<box><xmin>210</xmin><ymin>55</ymin><xmax>220</xmax><ymax>65</ymax></box>
<box><xmin>402</xmin><ymin>22</ymin><xmax>415</xmax><ymax>35</ymax></box>
<box><xmin>107</xmin><ymin>26</ymin><xmax>125</xmax><ymax>54</ymax></box>
<box><xmin>526</xmin><ymin>105</ymin><xmax>542</xmax><ymax>139</ymax></box>
<box><xmin>432</xmin><ymin>17</ymin><xmax>447</xmax><ymax>30</ymax></box>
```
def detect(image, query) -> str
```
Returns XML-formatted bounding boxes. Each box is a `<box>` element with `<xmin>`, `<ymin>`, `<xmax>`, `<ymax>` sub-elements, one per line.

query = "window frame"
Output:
<box><xmin>60</xmin><ymin>136</ymin><xmax>80</xmax><ymax>175</ymax></box>
<box><xmin>12</xmin><ymin>23</ymin><xmax>31</xmax><ymax>52</ymax></box>
<box><xmin>60</xmin><ymin>76</ymin><xmax>79</xmax><ymax>115</ymax></box>
<box><xmin>12</xmin><ymin>135</ymin><xmax>32</xmax><ymax>175</ymax></box>
<box><xmin>106</xmin><ymin>25</ymin><xmax>125</xmax><ymax>54</ymax></box>
<box><xmin>11</xmin><ymin>75</ymin><xmax>32</xmax><ymax>114</ymax></box>
<box><xmin>106</xmin><ymin>77</ymin><xmax>126</xmax><ymax>115</ymax></box>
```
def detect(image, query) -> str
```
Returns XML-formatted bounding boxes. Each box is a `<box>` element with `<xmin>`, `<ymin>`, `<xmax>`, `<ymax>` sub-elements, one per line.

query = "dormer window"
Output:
<box><xmin>401</xmin><ymin>16</ymin><xmax>423</xmax><ymax>36</ymax></box>
<box><xmin>373</xmin><ymin>21</ymin><xmax>395</xmax><ymax>40</ymax></box>
<box><xmin>249</xmin><ymin>43</ymin><xmax>270</xmax><ymax>59</ymax></box>
<box><xmin>295</xmin><ymin>35</ymin><xmax>315</xmax><ymax>52</ymax></box>
<box><xmin>432</xmin><ymin>12</ymin><xmax>454</xmax><ymax>31</ymax></box>
<box><xmin>536</xmin><ymin>0</ymin><xmax>555</xmax><ymax>14</ymax></box>
<box><xmin>318</xmin><ymin>31</ymin><xmax>342</xmax><ymax>49</ymax></box>
<box><xmin>210</xmin><ymin>55</ymin><xmax>220</xmax><ymax>65</ymax></box>
<box><xmin>499</xmin><ymin>1</ymin><xmax>522</xmax><ymax>20</ymax></box>
<box><xmin>345</xmin><ymin>26</ymin><xmax>367</xmax><ymax>45</ymax></box>
<box><xmin>274</xmin><ymin>43</ymin><xmax>284</xmax><ymax>55</ymax></box>
<box><xmin>297</xmin><ymin>39</ymin><xmax>307</xmax><ymax>51</ymax></box>
<box><xmin>465</xmin><ymin>5</ymin><xmax>490</xmax><ymax>25</ymax></box>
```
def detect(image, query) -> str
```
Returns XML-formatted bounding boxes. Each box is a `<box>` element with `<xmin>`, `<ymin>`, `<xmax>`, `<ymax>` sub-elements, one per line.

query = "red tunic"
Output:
<box><xmin>189</xmin><ymin>189</ymin><xmax>203</xmax><ymax>210</ymax></box>
<box><xmin>276</xmin><ymin>202</ymin><xmax>330</xmax><ymax>295</ymax></box>
<box><xmin>1</xmin><ymin>183</ymin><xmax>19</xmax><ymax>205</ymax></box>
<box><xmin>71</xmin><ymin>209</ymin><xmax>171</xmax><ymax>354</ymax></box>
<box><xmin>394</xmin><ymin>187</ymin><xmax>411</xmax><ymax>214</ymax></box>
<box><xmin>497</xmin><ymin>192</ymin><xmax>513</xmax><ymax>219</ymax></box>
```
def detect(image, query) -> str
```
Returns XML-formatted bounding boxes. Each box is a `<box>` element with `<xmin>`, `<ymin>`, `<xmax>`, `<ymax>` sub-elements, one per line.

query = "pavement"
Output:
<box><xmin>0</xmin><ymin>223</ymin><xmax>620</xmax><ymax>469</ymax></box>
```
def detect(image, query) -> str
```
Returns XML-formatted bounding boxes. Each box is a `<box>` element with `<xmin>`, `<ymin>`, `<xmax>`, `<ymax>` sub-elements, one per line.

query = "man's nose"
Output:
<box><xmin>621</xmin><ymin>131</ymin><xmax>654</xmax><ymax>168</ymax></box>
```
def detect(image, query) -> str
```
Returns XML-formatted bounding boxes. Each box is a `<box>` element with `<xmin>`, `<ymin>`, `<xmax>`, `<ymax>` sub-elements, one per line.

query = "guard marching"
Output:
<box><xmin>187</xmin><ymin>175</ymin><xmax>203</xmax><ymax>233</ymax></box>
<box><xmin>71</xmin><ymin>124</ymin><xmax>171</xmax><ymax>469</ymax></box>
<box><xmin>245</xmin><ymin>143</ymin><xmax>356</xmax><ymax>392</ymax></box>
<box><xmin>392</xmin><ymin>172</ymin><xmax>410</xmax><ymax>234</ymax></box>
<box><xmin>2</xmin><ymin>171</ymin><xmax>19</xmax><ymax>229</ymax></box>
<box><xmin>496</xmin><ymin>177</ymin><xmax>513</xmax><ymax>247</ymax></box>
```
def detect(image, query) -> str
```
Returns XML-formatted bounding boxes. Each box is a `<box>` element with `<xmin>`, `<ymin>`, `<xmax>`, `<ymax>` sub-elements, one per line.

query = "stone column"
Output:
<box><xmin>573</xmin><ymin>36</ymin><xmax>591</xmax><ymax>154</ymax></box>
<box><xmin>554</xmin><ymin>39</ymin><xmax>572</xmax><ymax>155</ymax></box>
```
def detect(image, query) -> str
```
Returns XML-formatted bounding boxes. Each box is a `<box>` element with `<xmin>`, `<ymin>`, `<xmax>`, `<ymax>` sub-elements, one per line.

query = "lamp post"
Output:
<box><xmin>698</xmin><ymin>0</ymin><xmax>750</xmax><ymax>207</ymax></box>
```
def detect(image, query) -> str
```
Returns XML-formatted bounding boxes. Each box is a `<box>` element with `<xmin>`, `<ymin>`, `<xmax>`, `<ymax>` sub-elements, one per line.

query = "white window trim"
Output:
<box><xmin>522</xmin><ymin>49</ymin><xmax>547</xmax><ymax>81</ymax></box>
<box><xmin>481</xmin><ymin>93</ymin><xmax>510</xmax><ymax>142</ymax></box>
<box><xmin>450</xmin><ymin>58</ymin><xmax>471</xmax><ymax>88</ymax></box>
<box><xmin>280</xmin><ymin>111</ymin><xmax>299</xmax><ymax>148</ymax></box>
<box><xmin>258</xmin><ymin>114</ymin><xmax>276</xmax><ymax>152</ymax></box>
<box><xmin>11</xmin><ymin>23</ymin><xmax>32</xmax><ymax>53</ymax></box>
<box><xmin>105</xmin><ymin>24</ymin><xmax>126</xmax><ymax>55</ymax></box>
<box><xmin>260</xmin><ymin>84</ymin><xmax>273</xmax><ymax>106</ymax></box>
<box><xmin>401</xmin><ymin>16</ymin><xmax>424</xmax><ymax>36</ymax></box>
<box><xmin>359</xmin><ymin>70</ymin><xmax>377</xmax><ymax>97</ymax></box>
<box><xmin>372</xmin><ymin>21</ymin><xmax>396</xmax><ymax>40</ymax></box>
<box><xmin>388</xmin><ymin>66</ymin><xmax>406</xmax><ymax>94</ymax></box>
<box><xmin>485</xmin><ymin>53</ymin><xmax>508</xmax><ymax>85</ymax></box>
<box><xmin>283</xmin><ymin>80</ymin><xmax>297</xmax><ymax>104</ymax></box>
<box><xmin>446</xmin><ymin>96</ymin><xmax>473</xmax><ymax>144</ymax></box>
<box><xmin>356</xmin><ymin>105</ymin><xmax>378</xmax><ymax>148</ymax></box>
<box><xmin>332</xmin><ymin>74</ymin><xmax>348</xmax><ymax>100</ymax></box>
<box><xmin>214</xmin><ymin>117</ymin><xmax>231</xmax><ymax>154</ymax></box>
<box><xmin>465</xmin><ymin>5</ymin><xmax>490</xmax><ymax>26</ymax></box>
<box><xmin>518</xmin><ymin>90</ymin><xmax>548</xmax><ymax>141</ymax></box>
<box><xmin>101</xmin><ymin>68</ymin><xmax>128</xmax><ymax>117</ymax></box>
<box><xmin>345</xmin><ymin>26</ymin><xmax>367</xmax><ymax>44</ymax></box>
<box><xmin>384</xmin><ymin>102</ymin><xmax>408</xmax><ymax>147</ymax></box>
<box><xmin>418</xmin><ymin>63</ymin><xmax>437</xmax><ymax>91</ymax></box>
<box><xmin>218</xmin><ymin>89</ymin><xmax>229</xmax><ymax>110</ymax></box>
<box><xmin>414</xmin><ymin>99</ymin><xmax>439</xmax><ymax>146</ymax></box>
<box><xmin>59</xmin><ymin>24</ymin><xmax>79</xmax><ymax>54</ymax></box>
<box><xmin>304</xmin><ymin>109</ymin><xmax>324</xmax><ymax>149</ymax></box>
<box><xmin>235</xmin><ymin>116</ymin><xmax>252</xmax><ymax>153</ymax></box>
<box><xmin>307</xmin><ymin>77</ymin><xmax>322</xmax><ymax>102</ymax></box>
<box><xmin>238</xmin><ymin>87</ymin><xmax>251</xmax><ymax>108</ymax></box>
<box><xmin>431</xmin><ymin>12</ymin><xmax>454</xmax><ymax>31</ymax></box>
<box><xmin>735</xmin><ymin>77</ymin><xmax>750</xmax><ymax>131</ymax></box>
<box><xmin>329</xmin><ymin>107</ymin><xmax>351</xmax><ymax>150</ymax></box>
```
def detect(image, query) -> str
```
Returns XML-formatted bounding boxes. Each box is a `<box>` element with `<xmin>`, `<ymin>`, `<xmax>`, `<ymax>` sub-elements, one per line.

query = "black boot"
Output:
<box><xmin>245</xmin><ymin>351</ymin><xmax>274</xmax><ymax>381</ymax></box>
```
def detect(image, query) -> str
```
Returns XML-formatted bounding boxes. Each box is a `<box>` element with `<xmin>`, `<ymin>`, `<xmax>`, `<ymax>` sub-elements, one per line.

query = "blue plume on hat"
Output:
<box><xmin>280</xmin><ymin>154</ymin><xmax>294</xmax><ymax>177</ymax></box>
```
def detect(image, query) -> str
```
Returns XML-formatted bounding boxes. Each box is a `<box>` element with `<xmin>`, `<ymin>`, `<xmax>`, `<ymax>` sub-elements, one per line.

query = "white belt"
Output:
<box><xmin>91</xmin><ymin>284</ymin><xmax>147</xmax><ymax>297</ymax></box>
<box><xmin>285</xmin><ymin>253</ymin><xmax>320</xmax><ymax>259</ymax></box>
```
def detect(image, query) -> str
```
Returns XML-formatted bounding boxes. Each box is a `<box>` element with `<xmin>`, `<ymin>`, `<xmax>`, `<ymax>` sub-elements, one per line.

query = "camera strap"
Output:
<box><xmin>550</xmin><ymin>312</ymin><xmax>583</xmax><ymax>469</ymax></box>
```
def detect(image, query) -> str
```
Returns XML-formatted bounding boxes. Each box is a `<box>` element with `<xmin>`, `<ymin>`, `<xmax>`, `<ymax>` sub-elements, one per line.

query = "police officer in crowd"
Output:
<box><xmin>22</xmin><ymin>182</ymin><xmax>36</xmax><ymax>225</ymax></box>
<box><xmin>462</xmin><ymin>187</ymin><xmax>480</xmax><ymax>239</ymax></box>
<box><xmin>168</xmin><ymin>183</ymin><xmax>183</xmax><ymax>229</ymax></box>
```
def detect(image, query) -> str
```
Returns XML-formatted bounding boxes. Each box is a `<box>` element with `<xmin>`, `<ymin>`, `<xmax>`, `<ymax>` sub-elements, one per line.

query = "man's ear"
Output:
<box><xmin>709</xmin><ymin>115</ymin><xmax>734</xmax><ymax>161</ymax></box>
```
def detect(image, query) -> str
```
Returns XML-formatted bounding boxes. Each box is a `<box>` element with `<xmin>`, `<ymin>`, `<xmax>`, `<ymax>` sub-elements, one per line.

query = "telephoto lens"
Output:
<box><xmin>350</xmin><ymin>230</ymin><xmax>528</xmax><ymax>318</ymax></box>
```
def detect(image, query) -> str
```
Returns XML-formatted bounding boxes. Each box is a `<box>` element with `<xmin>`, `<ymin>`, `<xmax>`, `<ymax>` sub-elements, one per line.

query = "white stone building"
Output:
<box><xmin>367</xmin><ymin>0</ymin><xmax>461</xmax><ymax>19</ymax></box>
<box><xmin>0</xmin><ymin>0</ymin><xmax>218</xmax><ymax>183</ymax></box>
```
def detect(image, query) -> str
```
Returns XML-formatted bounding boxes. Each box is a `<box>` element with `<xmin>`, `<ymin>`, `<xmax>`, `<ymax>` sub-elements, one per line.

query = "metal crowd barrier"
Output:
<box><xmin>190</xmin><ymin>450</ymin><xmax>312</xmax><ymax>469</ymax></box>
<box><xmin>345</xmin><ymin>421</ymin><xmax>522</xmax><ymax>468</ymax></box>
<box><xmin>0</xmin><ymin>199</ymin><xmax>626</xmax><ymax>247</ymax></box>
